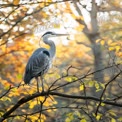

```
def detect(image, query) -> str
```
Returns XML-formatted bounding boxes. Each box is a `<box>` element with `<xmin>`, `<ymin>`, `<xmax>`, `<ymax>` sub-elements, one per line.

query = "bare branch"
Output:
<box><xmin>50</xmin><ymin>63</ymin><xmax>121</xmax><ymax>91</ymax></box>
<box><xmin>0</xmin><ymin>85</ymin><xmax>11</xmax><ymax>99</ymax></box>
<box><xmin>95</xmin><ymin>71</ymin><xmax>122</xmax><ymax>115</ymax></box>
<box><xmin>1</xmin><ymin>86</ymin><xmax>122</xmax><ymax>121</ymax></box>
<box><xmin>0</xmin><ymin>0</ymin><xmax>72</xmax><ymax>8</ymax></box>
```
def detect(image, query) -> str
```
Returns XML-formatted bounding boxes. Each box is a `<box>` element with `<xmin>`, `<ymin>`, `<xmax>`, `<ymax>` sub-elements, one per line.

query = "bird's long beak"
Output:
<box><xmin>56</xmin><ymin>33</ymin><xmax>69</xmax><ymax>36</ymax></box>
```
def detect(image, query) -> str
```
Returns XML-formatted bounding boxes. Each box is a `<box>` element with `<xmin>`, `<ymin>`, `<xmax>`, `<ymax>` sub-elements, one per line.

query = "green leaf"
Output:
<box><xmin>17</xmin><ymin>74</ymin><xmax>22</xmax><ymax>79</ymax></box>
<box><xmin>118</xmin><ymin>117</ymin><xmax>122</xmax><ymax>121</ymax></box>
<box><xmin>101</xmin><ymin>102</ymin><xmax>105</xmax><ymax>106</ymax></box>
<box><xmin>88</xmin><ymin>80</ymin><xmax>94</xmax><ymax>87</ymax></box>
<box><xmin>109</xmin><ymin>111</ymin><xmax>117</xmax><ymax>117</ymax></box>
<box><xmin>96</xmin><ymin>89</ymin><xmax>101</xmax><ymax>92</ymax></box>
<box><xmin>0</xmin><ymin>112</ymin><xmax>4</xmax><ymax>116</ymax></box>
<box><xmin>100</xmin><ymin>83</ymin><xmax>105</xmax><ymax>89</ymax></box>
<box><xmin>95</xmin><ymin>83</ymin><xmax>100</xmax><ymax>89</ymax></box>
<box><xmin>1</xmin><ymin>97</ymin><xmax>10</xmax><ymax>102</ymax></box>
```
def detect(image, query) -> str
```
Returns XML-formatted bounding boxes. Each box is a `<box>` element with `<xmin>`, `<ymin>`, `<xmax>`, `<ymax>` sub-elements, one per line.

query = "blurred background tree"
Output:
<box><xmin>0</xmin><ymin>0</ymin><xmax>122</xmax><ymax>122</ymax></box>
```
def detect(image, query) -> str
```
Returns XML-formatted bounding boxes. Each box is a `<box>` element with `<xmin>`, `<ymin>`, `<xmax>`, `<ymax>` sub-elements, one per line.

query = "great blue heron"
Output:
<box><xmin>23</xmin><ymin>31</ymin><xmax>68</xmax><ymax>92</ymax></box>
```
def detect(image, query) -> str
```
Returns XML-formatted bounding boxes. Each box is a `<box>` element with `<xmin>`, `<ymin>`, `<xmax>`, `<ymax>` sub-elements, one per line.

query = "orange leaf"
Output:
<box><xmin>13</xmin><ymin>0</ymin><xmax>20</xmax><ymax>5</ymax></box>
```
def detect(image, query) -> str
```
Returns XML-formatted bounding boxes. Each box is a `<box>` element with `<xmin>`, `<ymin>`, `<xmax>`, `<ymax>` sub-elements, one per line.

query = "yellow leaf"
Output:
<box><xmin>65</xmin><ymin>77</ymin><xmax>72</xmax><ymax>82</ymax></box>
<box><xmin>108</xmin><ymin>40</ymin><xmax>112</xmax><ymax>44</ymax></box>
<box><xmin>118</xmin><ymin>52</ymin><xmax>122</xmax><ymax>57</ymax></box>
<box><xmin>115</xmin><ymin>46</ymin><xmax>120</xmax><ymax>52</ymax></box>
<box><xmin>96</xmin><ymin>114</ymin><xmax>101</xmax><ymax>121</ymax></box>
<box><xmin>13</xmin><ymin>0</ymin><xmax>20</xmax><ymax>5</ymax></box>
<box><xmin>109</xmin><ymin>47</ymin><xmax>115</xmax><ymax>51</ymax></box>
<box><xmin>53</xmin><ymin>23</ymin><xmax>60</xmax><ymax>28</ymax></box>
<box><xmin>80</xmin><ymin>119</ymin><xmax>87</xmax><ymax>122</ymax></box>
<box><xmin>79</xmin><ymin>84</ymin><xmax>84</xmax><ymax>91</ymax></box>
<box><xmin>100</xmin><ymin>40</ymin><xmax>105</xmax><ymax>45</ymax></box>
<box><xmin>15</xmin><ymin>116</ymin><xmax>20</xmax><ymax>119</ymax></box>
<box><xmin>110</xmin><ymin>42</ymin><xmax>117</xmax><ymax>46</ymax></box>
<box><xmin>65</xmin><ymin>118</ymin><xmax>71</xmax><ymax>122</ymax></box>
<box><xmin>29</xmin><ymin>101</ymin><xmax>37</xmax><ymax>109</ymax></box>
<box><xmin>96</xmin><ymin>39</ymin><xmax>101</xmax><ymax>43</ymax></box>
<box><xmin>111</xmin><ymin>118</ymin><xmax>116</xmax><ymax>122</ymax></box>
<box><xmin>65</xmin><ymin>76</ymin><xmax>77</xmax><ymax>82</ymax></box>
<box><xmin>65</xmin><ymin>113</ymin><xmax>74</xmax><ymax>122</ymax></box>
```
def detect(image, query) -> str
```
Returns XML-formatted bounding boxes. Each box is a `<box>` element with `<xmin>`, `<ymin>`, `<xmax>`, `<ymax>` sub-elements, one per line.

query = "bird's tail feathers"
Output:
<box><xmin>23</xmin><ymin>73</ymin><xmax>32</xmax><ymax>84</ymax></box>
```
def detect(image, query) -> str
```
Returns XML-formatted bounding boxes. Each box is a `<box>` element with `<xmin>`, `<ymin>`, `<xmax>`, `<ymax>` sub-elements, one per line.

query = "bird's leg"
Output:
<box><xmin>35</xmin><ymin>77</ymin><xmax>40</xmax><ymax>93</ymax></box>
<box><xmin>40</xmin><ymin>76</ymin><xmax>44</xmax><ymax>92</ymax></box>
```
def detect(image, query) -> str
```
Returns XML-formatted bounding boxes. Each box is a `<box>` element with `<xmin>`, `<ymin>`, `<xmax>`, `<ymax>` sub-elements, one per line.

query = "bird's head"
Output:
<box><xmin>42</xmin><ymin>31</ymin><xmax>69</xmax><ymax>38</ymax></box>
<box><xmin>41</xmin><ymin>31</ymin><xmax>69</xmax><ymax>47</ymax></box>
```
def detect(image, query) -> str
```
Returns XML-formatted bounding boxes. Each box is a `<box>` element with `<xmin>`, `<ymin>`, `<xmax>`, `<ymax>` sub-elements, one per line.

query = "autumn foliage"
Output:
<box><xmin>0</xmin><ymin>0</ymin><xmax>122</xmax><ymax>122</ymax></box>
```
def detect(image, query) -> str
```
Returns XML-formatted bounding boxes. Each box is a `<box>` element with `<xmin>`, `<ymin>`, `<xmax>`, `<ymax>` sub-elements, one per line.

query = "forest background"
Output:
<box><xmin>0</xmin><ymin>0</ymin><xmax>122</xmax><ymax>122</ymax></box>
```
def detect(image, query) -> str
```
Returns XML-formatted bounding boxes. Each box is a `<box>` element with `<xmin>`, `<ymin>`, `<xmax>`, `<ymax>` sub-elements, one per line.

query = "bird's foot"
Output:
<box><xmin>36</xmin><ymin>89</ymin><xmax>44</xmax><ymax>93</ymax></box>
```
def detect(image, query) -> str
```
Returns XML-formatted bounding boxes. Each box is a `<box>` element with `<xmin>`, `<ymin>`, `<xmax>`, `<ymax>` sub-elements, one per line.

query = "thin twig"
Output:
<box><xmin>95</xmin><ymin>71</ymin><xmax>122</xmax><ymax>115</ymax></box>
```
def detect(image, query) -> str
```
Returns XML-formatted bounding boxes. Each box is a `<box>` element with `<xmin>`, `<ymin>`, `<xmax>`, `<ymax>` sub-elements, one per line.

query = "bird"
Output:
<box><xmin>23</xmin><ymin>31</ymin><xmax>68</xmax><ymax>92</ymax></box>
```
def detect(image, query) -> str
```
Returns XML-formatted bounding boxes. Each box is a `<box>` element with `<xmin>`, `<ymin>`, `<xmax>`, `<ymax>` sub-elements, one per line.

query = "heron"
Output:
<box><xmin>23</xmin><ymin>31</ymin><xmax>68</xmax><ymax>92</ymax></box>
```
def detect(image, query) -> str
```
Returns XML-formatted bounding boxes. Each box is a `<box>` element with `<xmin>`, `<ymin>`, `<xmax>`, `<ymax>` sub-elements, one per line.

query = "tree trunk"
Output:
<box><xmin>73</xmin><ymin>0</ymin><xmax>104</xmax><ymax>82</ymax></box>
<box><xmin>88</xmin><ymin>34</ymin><xmax>104</xmax><ymax>82</ymax></box>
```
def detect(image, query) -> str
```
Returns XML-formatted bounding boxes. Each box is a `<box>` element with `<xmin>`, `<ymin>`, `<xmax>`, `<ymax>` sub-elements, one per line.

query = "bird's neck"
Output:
<box><xmin>48</xmin><ymin>40</ymin><xmax>56</xmax><ymax>58</ymax></box>
<box><xmin>43</xmin><ymin>36</ymin><xmax>56</xmax><ymax>58</ymax></box>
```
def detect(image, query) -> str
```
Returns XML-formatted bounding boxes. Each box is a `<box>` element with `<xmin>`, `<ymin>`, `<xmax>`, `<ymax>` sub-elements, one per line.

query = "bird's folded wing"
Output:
<box><xmin>32</xmin><ymin>65</ymin><xmax>49</xmax><ymax>76</ymax></box>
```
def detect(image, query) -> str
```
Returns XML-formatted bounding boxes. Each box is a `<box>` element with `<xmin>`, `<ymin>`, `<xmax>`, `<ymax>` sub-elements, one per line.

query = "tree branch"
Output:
<box><xmin>0</xmin><ymin>85</ymin><xmax>11</xmax><ymax>99</ymax></box>
<box><xmin>0</xmin><ymin>0</ymin><xmax>72</xmax><ymax>8</ymax></box>
<box><xmin>95</xmin><ymin>71</ymin><xmax>122</xmax><ymax>115</ymax></box>
<box><xmin>0</xmin><ymin>89</ymin><xmax>122</xmax><ymax>121</ymax></box>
